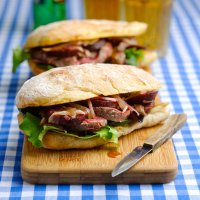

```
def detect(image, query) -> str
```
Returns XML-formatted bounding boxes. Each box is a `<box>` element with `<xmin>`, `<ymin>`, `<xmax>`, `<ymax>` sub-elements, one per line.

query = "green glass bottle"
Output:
<box><xmin>33</xmin><ymin>0</ymin><xmax>66</xmax><ymax>29</ymax></box>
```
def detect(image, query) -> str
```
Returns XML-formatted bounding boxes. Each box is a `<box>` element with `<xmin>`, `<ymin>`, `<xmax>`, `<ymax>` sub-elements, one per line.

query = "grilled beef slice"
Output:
<box><xmin>31</xmin><ymin>92</ymin><xmax>157</xmax><ymax>134</ymax></box>
<box><xmin>30</xmin><ymin>37</ymin><xmax>142</xmax><ymax>67</ymax></box>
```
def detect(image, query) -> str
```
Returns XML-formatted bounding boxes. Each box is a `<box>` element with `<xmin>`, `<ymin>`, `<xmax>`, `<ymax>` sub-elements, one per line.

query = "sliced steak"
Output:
<box><xmin>77</xmin><ymin>117</ymin><xmax>107</xmax><ymax>132</ymax></box>
<box><xmin>61</xmin><ymin>116</ymin><xmax>107</xmax><ymax>132</ymax></box>
<box><xmin>31</xmin><ymin>49</ymin><xmax>50</xmax><ymax>64</ymax></box>
<box><xmin>79</xmin><ymin>42</ymin><xmax>113</xmax><ymax>64</ymax></box>
<box><xmin>48</xmin><ymin>113</ymin><xmax>107</xmax><ymax>132</ymax></box>
<box><xmin>53</xmin><ymin>56</ymin><xmax>80</xmax><ymax>67</ymax></box>
<box><xmin>94</xmin><ymin>107</ymin><xmax>130</xmax><ymax>122</ymax></box>
<box><xmin>117</xmin><ymin>38</ymin><xmax>138</xmax><ymax>51</ymax></box>
<box><xmin>50</xmin><ymin>114</ymin><xmax>86</xmax><ymax>127</ymax></box>
<box><xmin>96</xmin><ymin>42</ymin><xmax>113</xmax><ymax>63</ymax></box>
<box><xmin>30</xmin><ymin>37</ymin><xmax>146</xmax><ymax>68</ymax></box>
<box><xmin>79</xmin><ymin>56</ymin><xmax>97</xmax><ymax>64</ymax></box>
<box><xmin>42</xmin><ymin>43</ymin><xmax>84</xmax><ymax>56</ymax></box>
<box><xmin>86</xmin><ymin>39</ymin><xmax>106</xmax><ymax>51</ymax></box>
<box><xmin>91</xmin><ymin>97</ymin><xmax>118</xmax><ymax>108</ymax></box>
<box><xmin>31</xmin><ymin>40</ymin><xmax>113</xmax><ymax>67</ymax></box>
<box><xmin>127</xmin><ymin>91</ymin><xmax>158</xmax><ymax>105</ymax></box>
<box><xmin>41</xmin><ymin>103</ymin><xmax>107</xmax><ymax>132</ymax></box>
<box><xmin>40</xmin><ymin>106</ymin><xmax>66</xmax><ymax>119</ymax></box>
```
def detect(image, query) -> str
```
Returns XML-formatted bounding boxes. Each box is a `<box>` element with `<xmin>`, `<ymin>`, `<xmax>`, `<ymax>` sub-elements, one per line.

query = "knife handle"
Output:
<box><xmin>143</xmin><ymin>114</ymin><xmax>187</xmax><ymax>152</ymax></box>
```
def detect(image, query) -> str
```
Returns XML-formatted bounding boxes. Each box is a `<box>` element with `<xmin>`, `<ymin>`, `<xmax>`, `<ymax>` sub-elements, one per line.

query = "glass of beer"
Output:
<box><xmin>124</xmin><ymin>0</ymin><xmax>173</xmax><ymax>57</ymax></box>
<box><xmin>84</xmin><ymin>0</ymin><xmax>121</xmax><ymax>20</ymax></box>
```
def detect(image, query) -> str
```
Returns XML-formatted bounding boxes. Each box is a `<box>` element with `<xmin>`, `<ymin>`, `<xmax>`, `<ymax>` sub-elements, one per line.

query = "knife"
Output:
<box><xmin>112</xmin><ymin>113</ymin><xmax>187</xmax><ymax>177</ymax></box>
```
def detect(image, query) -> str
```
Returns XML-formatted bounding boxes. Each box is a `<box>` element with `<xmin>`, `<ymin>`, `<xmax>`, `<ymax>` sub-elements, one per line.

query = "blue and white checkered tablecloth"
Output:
<box><xmin>0</xmin><ymin>0</ymin><xmax>200</xmax><ymax>199</ymax></box>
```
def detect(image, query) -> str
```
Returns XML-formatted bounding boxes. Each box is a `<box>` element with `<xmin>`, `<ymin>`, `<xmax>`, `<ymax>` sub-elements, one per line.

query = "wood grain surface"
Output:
<box><xmin>21</xmin><ymin>122</ymin><xmax>178</xmax><ymax>184</ymax></box>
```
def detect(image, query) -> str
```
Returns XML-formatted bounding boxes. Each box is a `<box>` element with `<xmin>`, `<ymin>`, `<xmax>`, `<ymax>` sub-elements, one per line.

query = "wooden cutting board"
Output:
<box><xmin>21</xmin><ymin>123</ymin><xmax>178</xmax><ymax>184</ymax></box>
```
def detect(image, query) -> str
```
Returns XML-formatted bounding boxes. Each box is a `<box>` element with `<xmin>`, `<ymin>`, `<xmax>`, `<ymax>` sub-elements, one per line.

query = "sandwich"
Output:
<box><xmin>13</xmin><ymin>20</ymin><xmax>157</xmax><ymax>75</ymax></box>
<box><xmin>16</xmin><ymin>63</ymin><xmax>169</xmax><ymax>150</ymax></box>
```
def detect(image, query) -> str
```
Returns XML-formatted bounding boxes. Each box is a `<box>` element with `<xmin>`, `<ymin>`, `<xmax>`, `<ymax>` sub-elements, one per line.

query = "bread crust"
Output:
<box><xmin>24</xmin><ymin>20</ymin><xmax>147</xmax><ymax>49</ymax></box>
<box><xmin>18</xmin><ymin>104</ymin><xmax>169</xmax><ymax>150</ymax></box>
<box><xmin>28</xmin><ymin>59</ymin><xmax>46</xmax><ymax>75</ymax></box>
<box><xmin>16</xmin><ymin>63</ymin><xmax>161</xmax><ymax>108</ymax></box>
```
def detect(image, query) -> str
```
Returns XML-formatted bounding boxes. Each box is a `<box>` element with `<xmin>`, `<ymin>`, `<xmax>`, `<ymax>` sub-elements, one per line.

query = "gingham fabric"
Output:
<box><xmin>0</xmin><ymin>0</ymin><xmax>200</xmax><ymax>199</ymax></box>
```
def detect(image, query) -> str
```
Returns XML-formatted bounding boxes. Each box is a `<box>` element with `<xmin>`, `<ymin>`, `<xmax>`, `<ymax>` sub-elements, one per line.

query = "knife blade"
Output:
<box><xmin>112</xmin><ymin>113</ymin><xmax>187</xmax><ymax>177</ymax></box>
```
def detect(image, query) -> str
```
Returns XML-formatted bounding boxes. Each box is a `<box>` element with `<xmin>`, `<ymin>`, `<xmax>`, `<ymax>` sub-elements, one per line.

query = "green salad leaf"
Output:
<box><xmin>38</xmin><ymin>125</ymin><xmax>98</xmax><ymax>142</ymax></box>
<box><xmin>108</xmin><ymin>119</ymin><xmax>131</xmax><ymax>127</ymax></box>
<box><xmin>125</xmin><ymin>48</ymin><xmax>144</xmax><ymax>66</ymax></box>
<box><xmin>12</xmin><ymin>47</ymin><xmax>29</xmax><ymax>73</ymax></box>
<box><xmin>19</xmin><ymin>113</ymin><xmax>118</xmax><ymax>148</ymax></box>
<box><xmin>19</xmin><ymin>113</ymin><xmax>43</xmax><ymax>148</ymax></box>
<box><xmin>94</xmin><ymin>126</ymin><xmax>118</xmax><ymax>144</ymax></box>
<box><xmin>38</xmin><ymin>64</ymin><xmax>54</xmax><ymax>70</ymax></box>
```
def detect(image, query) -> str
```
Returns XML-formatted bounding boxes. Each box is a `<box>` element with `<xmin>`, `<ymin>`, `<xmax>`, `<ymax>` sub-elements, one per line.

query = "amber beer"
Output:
<box><xmin>124</xmin><ymin>0</ymin><xmax>173</xmax><ymax>57</ymax></box>
<box><xmin>84</xmin><ymin>0</ymin><xmax>120</xmax><ymax>20</ymax></box>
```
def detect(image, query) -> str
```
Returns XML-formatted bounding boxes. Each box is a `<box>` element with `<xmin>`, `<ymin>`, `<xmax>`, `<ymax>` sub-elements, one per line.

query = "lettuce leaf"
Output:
<box><xmin>38</xmin><ymin>125</ymin><xmax>98</xmax><ymax>142</ymax></box>
<box><xmin>12</xmin><ymin>47</ymin><xmax>29</xmax><ymax>73</ymax></box>
<box><xmin>94</xmin><ymin>126</ymin><xmax>118</xmax><ymax>144</ymax></box>
<box><xmin>108</xmin><ymin>119</ymin><xmax>131</xmax><ymax>127</ymax></box>
<box><xmin>38</xmin><ymin>64</ymin><xmax>54</xmax><ymax>70</ymax></box>
<box><xmin>125</xmin><ymin>48</ymin><xmax>143</xmax><ymax>66</ymax></box>
<box><xmin>19</xmin><ymin>113</ymin><xmax>43</xmax><ymax>148</ymax></box>
<box><xmin>39</xmin><ymin>125</ymin><xmax>118</xmax><ymax>143</ymax></box>
<box><xmin>19</xmin><ymin>113</ymin><xmax>118</xmax><ymax>148</ymax></box>
<box><xmin>12</xmin><ymin>47</ymin><xmax>54</xmax><ymax>73</ymax></box>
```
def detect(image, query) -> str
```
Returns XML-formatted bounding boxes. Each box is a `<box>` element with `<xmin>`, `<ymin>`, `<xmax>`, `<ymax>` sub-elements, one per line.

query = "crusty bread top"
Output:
<box><xmin>16</xmin><ymin>63</ymin><xmax>161</xmax><ymax>108</ymax></box>
<box><xmin>24</xmin><ymin>20</ymin><xmax>147</xmax><ymax>49</ymax></box>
